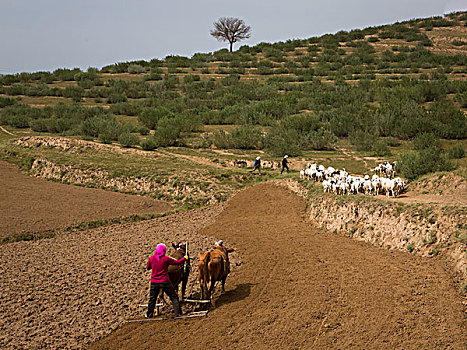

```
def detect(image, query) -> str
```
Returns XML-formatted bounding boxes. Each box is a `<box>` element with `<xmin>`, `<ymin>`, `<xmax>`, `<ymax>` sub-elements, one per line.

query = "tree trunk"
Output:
<box><xmin>229</xmin><ymin>41</ymin><xmax>233</xmax><ymax>52</ymax></box>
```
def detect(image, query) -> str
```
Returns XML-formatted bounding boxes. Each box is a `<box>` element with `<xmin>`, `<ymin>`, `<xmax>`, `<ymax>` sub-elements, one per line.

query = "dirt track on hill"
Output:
<box><xmin>0</xmin><ymin>160</ymin><xmax>172</xmax><ymax>239</ymax></box>
<box><xmin>91</xmin><ymin>183</ymin><xmax>466</xmax><ymax>350</ymax></box>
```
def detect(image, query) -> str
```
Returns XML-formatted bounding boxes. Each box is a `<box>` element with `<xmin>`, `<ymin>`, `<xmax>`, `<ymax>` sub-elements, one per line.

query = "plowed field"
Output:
<box><xmin>0</xmin><ymin>160</ymin><xmax>172</xmax><ymax>239</ymax></box>
<box><xmin>91</xmin><ymin>183</ymin><xmax>466</xmax><ymax>350</ymax></box>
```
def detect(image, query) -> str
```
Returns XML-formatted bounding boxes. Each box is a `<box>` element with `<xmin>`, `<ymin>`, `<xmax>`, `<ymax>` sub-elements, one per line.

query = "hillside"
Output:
<box><xmin>0</xmin><ymin>12</ymin><xmax>466</xmax><ymax>160</ymax></box>
<box><xmin>0</xmin><ymin>12</ymin><xmax>466</xmax><ymax>349</ymax></box>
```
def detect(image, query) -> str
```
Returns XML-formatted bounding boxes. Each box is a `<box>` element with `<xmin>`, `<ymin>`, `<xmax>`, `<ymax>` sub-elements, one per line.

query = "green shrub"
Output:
<box><xmin>229</xmin><ymin>125</ymin><xmax>264</xmax><ymax>149</ymax></box>
<box><xmin>80</xmin><ymin>115</ymin><xmax>123</xmax><ymax>140</ymax></box>
<box><xmin>98</xmin><ymin>131</ymin><xmax>114</xmax><ymax>144</ymax></box>
<box><xmin>451</xmin><ymin>39</ymin><xmax>466</xmax><ymax>46</ymax></box>
<box><xmin>447</xmin><ymin>145</ymin><xmax>465</xmax><ymax>159</ymax></box>
<box><xmin>139</xmin><ymin>125</ymin><xmax>150</xmax><ymax>135</ymax></box>
<box><xmin>29</xmin><ymin>118</ymin><xmax>50</xmax><ymax>132</ymax></box>
<box><xmin>144</xmin><ymin>72</ymin><xmax>163</xmax><ymax>81</ymax></box>
<box><xmin>307</xmin><ymin>128</ymin><xmax>337</xmax><ymax>150</ymax></box>
<box><xmin>329</xmin><ymin>114</ymin><xmax>356</xmax><ymax>137</ymax></box>
<box><xmin>372</xmin><ymin>140</ymin><xmax>392</xmax><ymax>157</ymax></box>
<box><xmin>263</xmin><ymin>128</ymin><xmax>304</xmax><ymax>156</ymax></box>
<box><xmin>211</xmin><ymin>129</ymin><xmax>232</xmax><ymax>149</ymax></box>
<box><xmin>127</xmin><ymin>64</ymin><xmax>148</xmax><ymax>74</ymax></box>
<box><xmin>349</xmin><ymin>130</ymin><xmax>377</xmax><ymax>151</ymax></box>
<box><xmin>412</xmin><ymin>133</ymin><xmax>442</xmax><ymax>150</ymax></box>
<box><xmin>0</xmin><ymin>96</ymin><xmax>16</xmax><ymax>108</ymax></box>
<box><xmin>153</xmin><ymin>126</ymin><xmax>180</xmax><ymax>147</ymax></box>
<box><xmin>62</xmin><ymin>86</ymin><xmax>84</xmax><ymax>102</ymax></box>
<box><xmin>183</xmin><ymin>75</ymin><xmax>201</xmax><ymax>84</ymax></box>
<box><xmin>2</xmin><ymin>113</ymin><xmax>30</xmax><ymax>128</ymax></box>
<box><xmin>109</xmin><ymin>102</ymin><xmax>142</xmax><ymax>116</ymax></box>
<box><xmin>118</xmin><ymin>132</ymin><xmax>140</xmax><ymax>147</ymax></box>
<box><xmin>106</xmin><ymin>93</ymin><xmax>127</xmax><ymax>104</ymax></box>
<box><xmin>398</xmin><ymin>147</ymin><xmax>453</xmax><ymax>180</ymax></box>
<box><xmin>138</xmin><ymin>107</ymin><xmax>173</xmax><ymax>130</ymax></box>
<box><xmin>141</xmin><ymin>137</ymin><xmax>157</xmax><ymax>150</ymax></box>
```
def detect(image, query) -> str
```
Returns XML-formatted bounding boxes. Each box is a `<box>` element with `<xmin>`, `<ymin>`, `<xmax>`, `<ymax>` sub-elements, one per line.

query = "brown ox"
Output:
<box><xmin>198</xmin><ymin>244</ymin><xmax>234</xmax><ymax>306</ymax></box>
<box><xmin>156</xmin><ymin>242</ymin><xmax>190</xmax><ymax>316</ymax></box>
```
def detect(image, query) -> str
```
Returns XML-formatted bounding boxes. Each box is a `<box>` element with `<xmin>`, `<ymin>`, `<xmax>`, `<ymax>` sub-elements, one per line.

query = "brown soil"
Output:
<box><xmin>0</xmin><ymin>204</ymin><xmax>227</xmax><ymax>349</ymax></box>
<box><xmin>0</xmin><ymin>160</ymin><xmax>172</xmax><ymax>239</ymax></box>
<box><xmin>89</xmin><ymin>183</ymin><xmax>466</xmax><ymax>350</ymax></box>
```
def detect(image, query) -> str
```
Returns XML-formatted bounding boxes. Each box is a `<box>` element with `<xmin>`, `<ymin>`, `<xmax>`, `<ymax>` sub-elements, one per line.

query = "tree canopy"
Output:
<box><xmin>210</xmin><ymin>17</ymin><xmax>251</xmax><ymax>52</ymax></box>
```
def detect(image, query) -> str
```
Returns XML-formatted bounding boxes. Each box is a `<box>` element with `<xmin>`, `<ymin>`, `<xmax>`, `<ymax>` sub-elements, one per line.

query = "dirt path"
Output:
<box><xmin>91</xmin><ymin>183</ymin><xmax>466</xmax><ymax>350</ymax></box>
<box><xmin>159</xmin><ymin>149</ymin><xmax>227</xmax><ymax>169</ymax></box>
<box><xmin>0</xmin><ymin>126</ymin><xmax>14</xmax><ymax>135</ymax></box>
<box><xmin>335</xmin><ymin>146</ymin><xmax>379</xmax><ymax>169</ymax></box>
<box><xmin>0</xmin><ymin>160</ymin><xmax>172</xmax><ymax>239</ymax></box>
<box><xmin>387</xmin><ymin>191</ymin><xmax>467</xmax><ymax>207</ymax></box>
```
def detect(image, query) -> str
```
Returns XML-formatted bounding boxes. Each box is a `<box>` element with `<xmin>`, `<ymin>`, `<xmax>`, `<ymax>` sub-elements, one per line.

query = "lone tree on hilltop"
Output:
<box><xmin>210</xmin><ymin>17</ymin><xmax>251</xmax><ymax>52</ymax></box>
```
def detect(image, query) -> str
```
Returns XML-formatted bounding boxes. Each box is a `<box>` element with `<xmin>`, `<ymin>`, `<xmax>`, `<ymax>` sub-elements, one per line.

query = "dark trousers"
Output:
<box><xmin>250</xmin><ymin>165</ymin><xmax>261</xmax><ymax>174</ymax></box>
<box><xmin>281</xmin><ymin>165</ymin><xmax>289</xmax><ymax>174</ymax></box>
<box><xmin>147</xmin><ymin>282</ymin><xmax>181</xmax><ymax>318</ymax></box>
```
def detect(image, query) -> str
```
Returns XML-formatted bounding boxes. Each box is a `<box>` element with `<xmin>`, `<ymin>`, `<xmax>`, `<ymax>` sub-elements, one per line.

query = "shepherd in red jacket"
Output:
<box><xmin>146</xmin><ymin>243</ymin><xmax>187</xmax><ymax>318</ymax></box>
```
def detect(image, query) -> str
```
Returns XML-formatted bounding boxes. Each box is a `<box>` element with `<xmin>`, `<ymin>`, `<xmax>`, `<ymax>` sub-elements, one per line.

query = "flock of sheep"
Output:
<box><xmin>300</xmin><ymin>161</ymin><xmax>406</xmax><ymax>197</ymax></box>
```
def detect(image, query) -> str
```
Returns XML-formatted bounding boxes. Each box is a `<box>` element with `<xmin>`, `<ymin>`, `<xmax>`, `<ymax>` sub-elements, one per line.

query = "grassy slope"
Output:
<box><xmin>0</xmin><ymin>12</ymin><xmax>466</xmax><ymax>205</ymax></box>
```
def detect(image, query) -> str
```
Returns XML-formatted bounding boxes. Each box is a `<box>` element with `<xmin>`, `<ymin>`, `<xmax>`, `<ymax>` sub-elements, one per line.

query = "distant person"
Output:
<box><xmin>281</xmin><ymin>155</ymin><xmax>290</xmax><ymax>174</ymax></box>
<box><xmin>250</xmin><ymin>156</ymin><xmax>261</xmax><ymax>174</ymax></box>
<box><xmin>146</xmin><ymin>243</ymin><xmax>187</xmax><ymax>318</ymax></box>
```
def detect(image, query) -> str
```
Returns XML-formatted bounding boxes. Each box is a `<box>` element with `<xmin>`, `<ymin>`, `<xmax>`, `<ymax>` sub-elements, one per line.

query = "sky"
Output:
<box><xmin>0</xmin><ymin>0</ymin><xmax>466</xmax><ymax>74</ymax></box>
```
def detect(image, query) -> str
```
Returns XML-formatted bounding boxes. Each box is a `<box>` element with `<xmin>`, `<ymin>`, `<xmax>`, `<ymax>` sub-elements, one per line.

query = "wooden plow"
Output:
<box><xmin>128</xmin><ymin>241</ymin><xmax>213</xmax><ymax>323</ymax></box>
<box><xmin>126</xmin><ymin>310</ymin><xmax>209</xmax><ymax>323</ymax></box>
<box><xmin>129</xmin><ymin>299</ymin><xmax>210</xmax><ymax>323</ymax></box>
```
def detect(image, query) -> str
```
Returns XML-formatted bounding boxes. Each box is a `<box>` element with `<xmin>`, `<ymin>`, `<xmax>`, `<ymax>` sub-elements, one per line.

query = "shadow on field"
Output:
<box><xmin>215</xmin><ymin>283</ymin><xmax>255</xmax><ymax>307</ymax></box>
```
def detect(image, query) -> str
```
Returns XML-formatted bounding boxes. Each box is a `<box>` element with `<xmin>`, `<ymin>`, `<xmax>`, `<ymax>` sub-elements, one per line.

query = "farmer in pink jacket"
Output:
<box><xmin>146</xmin><ymin>243</ymin><xmax>187</xmax><ymax>318</ymax></box>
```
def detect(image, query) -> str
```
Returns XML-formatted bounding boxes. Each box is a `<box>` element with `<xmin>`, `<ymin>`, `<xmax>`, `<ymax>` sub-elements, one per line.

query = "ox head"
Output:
<box><xmin>172</xmin><ymin>242</ymin><xmax>187</xmax><ymax>253</ymax></box>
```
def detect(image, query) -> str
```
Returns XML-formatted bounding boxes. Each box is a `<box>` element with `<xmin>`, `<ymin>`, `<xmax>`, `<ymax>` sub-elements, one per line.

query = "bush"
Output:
<box><xmin>80</xmin><ymin>115</ymin><xmax>123</xmax><ymax>140</ymax></box>
<box><xmin>211</xmin><ymin>129</ymin><xmax>233</xmax><ymax>149</ymax></box>
<box><xmin>127</xmin><ymin>64</ymin><xmax>148</xmax><ymax>74</ymax></box>
<box><xmin>144</xmin><ymin>72</ymin><xmax>163</xmax><ymax>81</ymax></box>
<box><xmin>349</xmin><ymin>130</ymin><xmax>377</xmax><ymax>151</ymax></box>
<box><xmin>329</xmin><ymin>114</ymin><xmax>356</xmax><ymax>137</ymax></box>
<box><xmin>447</xmin><ymin>145</ymin><xmax>465</xmax><ymax>159</ymax></box>
<box><xmin>109</xmin><ymin>102</ymin><xmax>142</xmax><ymax>116</ymax></box>
<box><xmin>139</xmin><ymin>125</ymin><xmax>150</xmax><ymax>135</ymax></box>
<box><xmin>106</xmin><ymin>93</ymin><xmax>127</xmax><ymax>104</ymax></box>
<box><xmin>98</xmin><ymin>131</ymin><xmax>114</xmax><ymax>144</ymax></box>
<box><xmin>153</xmin><ymin>126</ymin><xmax>180</xmax><ymax>147</ymax></box>
<box><xmin>0</xmin><ymin>96</ymin><xmax>16</xmax><ymax>108</ymax></box>
<box><xmin>229</xmin><ymin>125</ymin><xmax>264</xmax><ymax>149</ymax></box>
<box><xmin>138</xmin><ymin>107</ymin><xmax>173</xmax><ymax>130</ymax></box>
<box><xmin>118</xmin><ymin>132</ymin><xmax>140</xmax><ymax>147</ymax></box>
<box><xmin>183</xmin><ymin>75</ymin><xmax>201</xmax><ymax>84</ymax></box>
<box><xmin>62</xmin><ymin>86</ymin><xmax>84</xmax><ymax>102</ymax></box>
<box><xmin>372</xmin><ymin>140</ymin><xmax>391</xmax><ymax>157</ymax></box>
<box><xmin>412</xmin><ymin>133</ymin><xmax>442</xmax><ymax>150</ymax></box>
<box><xmin>398</xmin><ymin>147</ymin><xmax>453</xmax><ymax>180</ymax></box>
<box><xmin>140</xmin><ymin>137</ymin><xmax>157</xmax><ymax>150</ymax></box>
<box><xmin>29</xmin><ymin>118</ymin><xmax>50</xmax><ymax>132</ymax></box>
<box><xmin>263</xmin><ymin>128</ymin><xmax>304</xmax><ymax>156</ymax></box>
<box><xmin>307</xmin><ymin>128</ymin><xmax>337</xmax><ymax>150</ymax></box>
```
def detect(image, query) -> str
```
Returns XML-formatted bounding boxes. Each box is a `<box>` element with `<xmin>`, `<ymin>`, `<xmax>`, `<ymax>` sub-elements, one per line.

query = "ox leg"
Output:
<box><xmin>202</xmin><ymin>281</ymin><xmax>208</xmax><ymax>301</ymax></box>
<box><xmin>221</xmin><ymin>276</ymin><xmax>227</xmax><ymax>293</ymax></box>
<box><xmin>208</xmin><ymin>280</ymin><xmax>216</xmax><ymax>307</ymax></box>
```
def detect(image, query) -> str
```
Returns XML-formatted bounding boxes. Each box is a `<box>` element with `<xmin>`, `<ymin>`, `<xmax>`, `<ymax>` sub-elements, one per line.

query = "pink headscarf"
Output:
<box><xmin>154</xmin><ymin>243</ymin><xmax>167</xmax><ymax>261</ymax></box>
